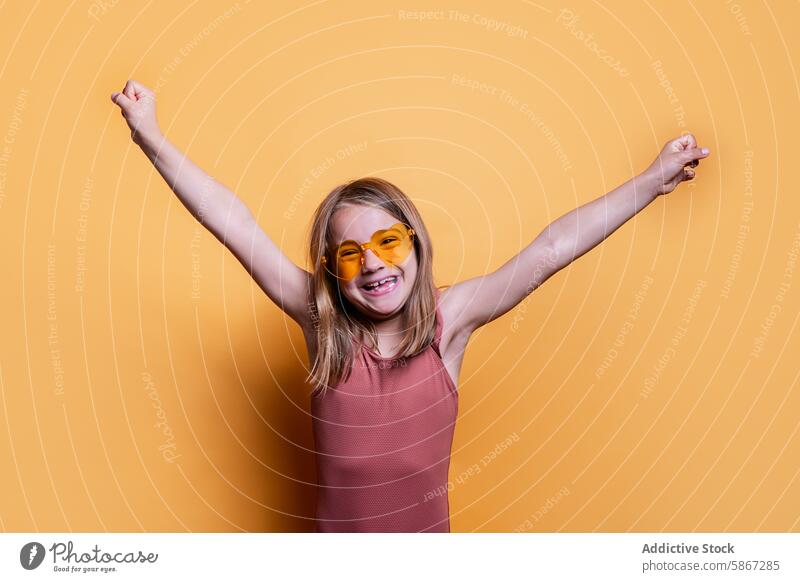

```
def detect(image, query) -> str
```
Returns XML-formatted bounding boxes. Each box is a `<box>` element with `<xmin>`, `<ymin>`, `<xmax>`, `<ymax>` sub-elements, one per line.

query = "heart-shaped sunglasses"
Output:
<box><xmin>320</xmin><ymin>222</ymin><xmax>415</xmax><ymax>281</ymax></box>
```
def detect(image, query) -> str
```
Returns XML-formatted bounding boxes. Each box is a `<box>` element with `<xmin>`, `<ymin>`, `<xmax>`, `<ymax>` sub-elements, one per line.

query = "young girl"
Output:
<box><xmin>111</xmin><ymin>79</ymin><xmax>710</xmax><ymax>533</ymax></box>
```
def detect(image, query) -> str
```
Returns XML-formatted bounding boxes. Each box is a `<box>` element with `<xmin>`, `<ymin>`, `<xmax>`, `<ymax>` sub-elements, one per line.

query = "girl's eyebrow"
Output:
<box><xmin>335</xmin><ymin>224</ymin><xmax>396</xmax><ymax>245</ymax></box>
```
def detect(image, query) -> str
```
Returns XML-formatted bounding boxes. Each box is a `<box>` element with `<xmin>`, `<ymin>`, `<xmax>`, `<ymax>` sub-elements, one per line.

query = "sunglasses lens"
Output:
<box><xmin>374</xmin><ymin>224</ymin><xmax>413</xmax><ymax>266</ymax></box>
<box><xmin>335</xmin><ymin>242</ymin><xmax>362</xmax><ymax>280</ymax></box>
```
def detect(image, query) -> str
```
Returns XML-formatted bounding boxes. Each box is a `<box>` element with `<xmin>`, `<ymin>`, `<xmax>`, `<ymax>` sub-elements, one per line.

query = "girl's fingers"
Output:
<box><xmin>681</xmin><ymin>147</ymin><xmax>710</xmax><ymax>165</ymax></box>
<box><xmin>122</xmin><ymin>80</ymin><xmax>134</xmax><ymax>100</ymax></box>
<box><xmin>681</xmin><ymin>133</ymin><xmax>698</xmax><ymax>149</ymax></box>
<box><xmin>122</xmin><ymin>79</ymin><xmax>149</xmax><ymax>100</ymax></box>
<box><xmin>128</xmin><ymin>79</ymin><xmax>144</xmax><ymax>97</ymax></box>
<box><xmin>110</xmin><ymin>91</ymin><xmax>130</xmax><ymax>110</ymax></box>
<box><xmin>113</xmin><ymin>80</ymin><xmax>156</xmax><ymax>111</ymax></box>
<box><xmin>667</xmin><ymin>132</ymin><xmax>695</xmax><ymax>153</ymax></box>
<box><xmin>127</xmin><ymin>79</ymin><xmax>153</xmax><ymax>99</ymax></box>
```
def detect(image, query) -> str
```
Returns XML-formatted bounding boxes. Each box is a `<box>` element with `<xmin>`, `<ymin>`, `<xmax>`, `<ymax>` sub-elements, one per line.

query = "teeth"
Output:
<box><xmin>365</xmin><ymin>276</ymin><xmax>396</xmax><ymax>290</ymax></box>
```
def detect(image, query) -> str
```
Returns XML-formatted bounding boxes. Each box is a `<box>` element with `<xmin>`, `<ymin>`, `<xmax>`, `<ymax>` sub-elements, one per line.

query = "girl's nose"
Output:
<box><xmin>362</xmin><ymin>248</ymin><xmax>384</xmax><ymax>271</ymax></box>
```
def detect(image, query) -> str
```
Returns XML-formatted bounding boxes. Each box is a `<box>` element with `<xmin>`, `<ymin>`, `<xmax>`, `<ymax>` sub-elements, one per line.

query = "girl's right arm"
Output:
<box><xmin>111</xmin><ymin>79</ymin><xmax>312</xmax><ymax>329</ymax></box>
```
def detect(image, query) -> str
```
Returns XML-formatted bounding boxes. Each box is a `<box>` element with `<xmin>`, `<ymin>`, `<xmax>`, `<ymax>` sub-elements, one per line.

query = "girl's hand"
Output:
<box><xmin>644</xmin><ymin>133</ymin><xmax>711</xmax><ymax>196</ymax></box>
<box><xmin>110</xmin><ymin>79</ymin><xmax>161</xmax><ymax>146</ymax></box>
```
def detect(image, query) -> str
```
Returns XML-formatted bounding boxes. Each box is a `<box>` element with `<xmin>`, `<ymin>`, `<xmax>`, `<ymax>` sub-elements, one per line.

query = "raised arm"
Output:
<box><xmin>111</xmin><ymin>79</ymin><xmax>312</xmax><ymax>328</ymax></box>
<box><xmin>443</xmin><ymin>133</ymin><xmax>711</xmax><ymax>336</ymax></box>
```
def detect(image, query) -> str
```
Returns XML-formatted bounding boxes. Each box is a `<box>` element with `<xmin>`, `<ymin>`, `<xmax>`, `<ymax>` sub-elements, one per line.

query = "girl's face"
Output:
<box><xmin>329</xmin><ymin>205</ymin><xmax>418</xmax><ymax>320</ymax></box>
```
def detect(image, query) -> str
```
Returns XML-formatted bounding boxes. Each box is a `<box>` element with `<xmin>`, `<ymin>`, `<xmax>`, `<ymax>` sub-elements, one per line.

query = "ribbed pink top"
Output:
<box><xmin>310</xmin><ymin>289</ymin><xmax>458</xmax><ymax>532</ymax></box>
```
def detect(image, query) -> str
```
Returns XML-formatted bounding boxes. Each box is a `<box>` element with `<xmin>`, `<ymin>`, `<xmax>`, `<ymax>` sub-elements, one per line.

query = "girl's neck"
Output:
<box><xmin>364</xmin><ymin>312</ymin><xmax>404</xmax><ymax>355</ymax></box>
<box><xmin>371</xmin><ymin>313</ymin><xmax>403</xmax><ymax>334</ymax></box>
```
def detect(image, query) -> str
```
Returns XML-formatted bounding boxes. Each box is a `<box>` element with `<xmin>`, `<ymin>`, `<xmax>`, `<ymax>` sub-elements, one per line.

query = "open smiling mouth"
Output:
<box><xmin>361</xmin><ymin>275</ymin><xmax>399</xmax><ymax>295</ymax></box>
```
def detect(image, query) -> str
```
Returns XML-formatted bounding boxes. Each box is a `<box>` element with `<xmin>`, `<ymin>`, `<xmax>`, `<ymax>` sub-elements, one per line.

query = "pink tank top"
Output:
<box><xmin>310</xmin><ymin>289</ymin><xmax>458</xmax><ymax>532</ymax></box>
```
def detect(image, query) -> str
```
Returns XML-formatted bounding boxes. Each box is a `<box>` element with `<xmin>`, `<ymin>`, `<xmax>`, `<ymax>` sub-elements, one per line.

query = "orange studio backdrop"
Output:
<box><xmin>0</xmin><ymin>0</ymin><xmax>798</xmax><ymax>532</ymax></box>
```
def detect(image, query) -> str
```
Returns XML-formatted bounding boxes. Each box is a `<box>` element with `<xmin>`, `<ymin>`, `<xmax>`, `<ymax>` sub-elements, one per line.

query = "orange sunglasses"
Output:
<box><xmin>321</xmin><ymin>222</ymin><xmax>416</xmax><ymax>281</ymax></box>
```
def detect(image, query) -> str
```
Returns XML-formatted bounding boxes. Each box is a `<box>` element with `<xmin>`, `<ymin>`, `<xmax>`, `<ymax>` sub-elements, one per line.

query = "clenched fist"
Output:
<box><xmin>110</xmin><ymin>79</ymin><xmax>161</xmax><ymax>146</ymax></box>
<box><xmin>644</xmin><ymin>133</ymin><xmax>711</xmax><ymax>196</ymax></box>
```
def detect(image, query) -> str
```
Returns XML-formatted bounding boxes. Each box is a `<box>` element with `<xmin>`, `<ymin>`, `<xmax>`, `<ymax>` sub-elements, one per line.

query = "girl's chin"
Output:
<box><xmin>361</xmin><ymin>301</ymin><xmax>405</xmax><ymax>319</ymax></box>
<box><xmin>359</xmin><ymin>293</ymin><xmax>403</xmax><ymax>310</ymax></box>
<box><xmin>349</xmin><ymin>290</ymin><xmax>407</xmax><ymax>315</ymax></box>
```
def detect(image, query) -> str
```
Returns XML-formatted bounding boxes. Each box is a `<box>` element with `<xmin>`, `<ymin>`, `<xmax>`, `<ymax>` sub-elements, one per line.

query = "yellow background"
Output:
<box><xmin>0</xmin><ymin>0</ymin><xmax>798</xmax><ymax>532</ymax></box>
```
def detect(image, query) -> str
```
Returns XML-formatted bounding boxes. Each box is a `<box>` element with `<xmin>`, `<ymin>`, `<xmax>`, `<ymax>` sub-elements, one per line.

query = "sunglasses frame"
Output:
<box><xmin>320</xmin><ymin>222</ymin><xmax>416</xmax><ymax>281</ymax></box>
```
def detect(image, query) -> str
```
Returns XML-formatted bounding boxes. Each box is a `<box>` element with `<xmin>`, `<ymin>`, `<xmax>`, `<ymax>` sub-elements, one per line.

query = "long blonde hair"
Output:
<box><xmin>306</xmin><ymin>177</ymin><xmax>438</xmax><ymax>397</ymax></box>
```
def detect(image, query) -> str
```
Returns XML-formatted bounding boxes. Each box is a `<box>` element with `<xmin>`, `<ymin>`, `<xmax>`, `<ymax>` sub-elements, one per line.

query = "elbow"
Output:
<box><xmin>215</xmin><ymin>204</ymin><xmax>255</xmax><ymax>246</ymax></box>
<box><xmin>229</xmin><ymin>203</ymin><xmax>255</xmax><ymax>230</ymax></box>
<box><xmin>542</xmin><ymin>234</ymin><xmax>564</xmax><ymax>269</ymax></box>
<box><xmin>532</xmin><ymin>237</ymin><xmax>564</xmax><ymax>287</ymax></box>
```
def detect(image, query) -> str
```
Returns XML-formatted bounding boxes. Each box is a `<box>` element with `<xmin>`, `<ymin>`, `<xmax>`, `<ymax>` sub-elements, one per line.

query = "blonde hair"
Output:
<box><xmin>306</xmin><ymin>177</ymin><xmax>439</xmax><ymax>397</ymax></box>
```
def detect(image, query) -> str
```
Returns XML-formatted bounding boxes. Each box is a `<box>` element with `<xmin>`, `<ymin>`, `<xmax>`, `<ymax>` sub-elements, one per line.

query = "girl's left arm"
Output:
<box><xmin>443</xmin><ymin>133</ymin><xmax>711</xmax><ymax>335</ymax></box>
